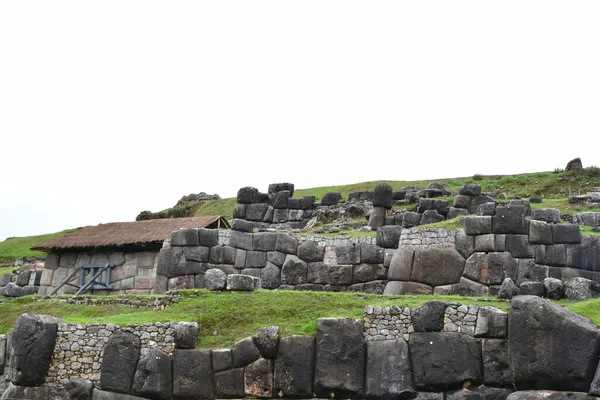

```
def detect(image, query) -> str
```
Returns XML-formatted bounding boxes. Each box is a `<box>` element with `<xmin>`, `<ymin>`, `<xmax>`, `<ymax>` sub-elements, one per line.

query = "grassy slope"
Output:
<box><xmin>2</xmin><ymin>291</ymin><xmax>600</xmax><ymax>349</ymax></box>
<box><xmin>0</xmin><ymin>291</ymin><xmax>507</xmax><ymax>348</ymax></box>
<box><xmin>0</xmin><ymin>228</ymin><xmax>81</xmax><ymax>264</ymax></box>
<box><xmin>193</xmin><ymin>169</ymin><xmax>600</xmax><ymax>221</ymax></box>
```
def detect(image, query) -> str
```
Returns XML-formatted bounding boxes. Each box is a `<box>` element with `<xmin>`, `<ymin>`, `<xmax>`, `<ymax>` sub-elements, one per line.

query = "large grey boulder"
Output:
<box><xmin>281</xmin><ymin>255</ymin><xmax>308</xmax><ymax>285</ymax></box>
<box><xmin>492</xmin><ymin>205</ymin><xmax>527</xmax><ymax>234</ymax></box>
<box><xmin>509</xmin><ymin>296</ymin><xmax>600</xmax><ymax>391</ymax></box>
<box><xmin>272</xmin><ymin>190</ymin><xmax>290</xmax><ymax>209</ymax></box>
<box><xmin>172</xmin><ymin>349</ymin><xmax>213</xmax><ymax>399</ymax></box>
<box><xmin>0</xmin><ymin>273</ymin><xmax>13</xmax><ymax>286</ymax></box>
<box><xmin>361</xmin><ymin>244</ymin><xmax>385</xmax><ymax>264</ymax></box>
<box><xmin>6</xmin><ymin>314</ymin><xmax>58</xmax><ymax>386</ymax></box>
<box><xmin>298</xmin><ymin>241</ymin><xmax>325</xmax><ymax>262</ymax></box>
<box><xmin>464</xmin><ymin>216</ymin><xmax>492</xmax><ymax>235</ymax></box>
<box><xmin>369</xmin><ymin>207</ymin><xmax>387</xmax><ymax>228</ymax></box>
<box><xmin>274</xmin><ymin>336</ymin><xmax>315</xmax><ymax>398</ymax></box>
<box><xmin>498</xmin><ymin>278</ymin><xmax>519</xmax><ymax>300</ymax></box>
<box><xmin>463</xmin><ymin>252</ymin><xmax>506</xmax><ymax>285</ymax></box>
<box><xmin>552</xmin><ymin>224</ymin><xmax>582</xmax><ymax>244</ymax></box>
<box><xmin>132</xmin><ymin>349</ymin><xmax>172</xmax><ymax>400</ymax></box>
<box><xmin>253</xmin><ymin>326</ymin><xmax>279</xmax><ymax>359</ymax></box>
<box><xmin>214</xmin><ymin>368</ymin><xmax>244</xmax><ymax>399</ymax></box>
<box><xmin>321</xmin><ymin>192</ymin><xmax>342</xmax><ymax>206</ymax></box>
<box><xmin>314</xmin><ymin>318</ymin><xmax>365</xmax><ymax>397</ymax></box>
<box><xmin>411</xmin><ymin>301</ymin><xmax>446</xmax><ymax>332</ymax></box>
<box><xmin>244</xmin><ymin>358</ymin><xmax>273</xmax><ymax>398</ymax></box>
<box><xmin>409</xmin><ymin>332</ymin><xmax>482</xmax><ymax>391</ymax></box>
<box><xmin>253</xmin><ymin>232</ymin><xmax>278</xmax><ymax>251</ymax></box>
<box><xmin>377</xmin><ymin>226</ymin><xmax>403</xmax><ymax>249</ymax></box>
<box><xmin>543</xmin><ymin>278</ymin><xmax>564</xmax><ymax>300</ymax></box>
<box><xmin>336</xmin><ymin>245</ymin><xmax>361</xmax><ymax>265</ymax></box>
<box><xmin>402</xmin><ymin>212</ymin><xmax>421</xmax><ymax>228</ymax></box>
<box><xmin>171</xmin><ymin>228</ymin><xmax>199</xmax><ymax>246</ymax></box>
<box><xmin>420</xmin><ymin>210</ymin><xmax>445</xmax><ymax>225</ymax></box>
<box><xmin>519</xmin><ymin>281</ymin><xmax>544</xmax><ymax>297</ymax></box>
<box><xmin>261</xmin><ymin>262</ymin><xmax>281</xmax><ymax>289</ymax></box>
<box><xmin>475</xmin><ymin>307</ymin><xmax>507</xmax><ymax>339</ymax></box>
<box><xmin>0</xmin><ymin>334</ymin><xmax>6</xmax><ymax>375</ymax></box>
<box><xmin>15</xmin><ymin>271</ymin><xmax>31</xmax><ymax>287</ymax></box>
<box><xmin>0</xmin><ymin>383</ymin><xmax>59</xmax><ymax>400</ymax></box>
<box><xmin>373</xmin><ymin>184</ymin><xmax>393</xmax><ymax>209</ymax></box>
<box><xmin>366</xmin><ymin>339</ymin><xmax>415</xmax><ymax>400</ymax></box>
<box><xmin>232</xmin><ymin>218</ymin><xmax>254</xmax><ymax>233</ymax></box>
<box><xmin>384</xmin><ymin>281</ymin><xmax>433</xmax><ymax>295</ymax></box>
<box><xmin>2</xmin><ymin>282</ymin><xmax>24</xmax><ymax>297</ymax></box>
<box><xmin>564</xmin><ymin>277</ymin><xmax>600</xmax><ymax>300</ymax></box>
<box><xmin>460</xmin><ymin>184</ymin><xmax>482</xmax><ymax>196</ymax></box>
<box><xmin>91</xmin><ymin>389</ymin><xmax>149</xmax><ymax>399</ymax></box>
<box><xmin>455</xmin><ymin>229</ymin><xmax>475</xmax><ymax>259</ymax></box>
<box><xmin>205</xmin><ymin>268</ymin><xmax>227</xmax><ymax>291</ymax></box>
<box><xmin>238</xmin><ymin>187</ymin><xmax>259</xmax><ymax>204</ymax></box>
<box><xmin>482</xmin><ymin>339</ymin><xmax>512</xmax><ymax>387</ymax></box>
<box><xmin>232</xmin><ymin>336</ymin><xmax>260</xmax><ymax>368</ymax></box>
<box><xmin>64</xmin><ymin>377</ymin><xmax>94</xmax><ymax>400</ymax></box>
<box><xmin>211</xmin><ymin>349</ymin><xmax>232</xmax><ymax>373</ymax></box>
<box><xmin>100</xmin><ymin>331</ymin><xmax>141</xmax><ymax>394</ymax></box>
<box><xmin>508</xmin><ymin>391</ymin><xmax>596</xmax><ymax>400</ymax></box>
<box><xmin>173</xmin><ymin>322</ymin><xmax>198</xmax><ymax>349</ymax></box>
<box><xmin>531</xmin><ymin>209</ymin><xmax>561</xmax><ymax>224</ymax></box>
<box><xmin>411</xmin><ymin>249</ymin><xmax>465</xmax><ymax>287</ymax></box>
<box><xmin>275</xmin><ymin>234</ymin><xmax>298</xmax><ymax>255</ymax></box>
<box><xmin>529</xmin><ymin>220</ymin><xmax>553</xmax><ymax>245</ymax></box>
<box><xmin>227</xmin><ymin>274</ymin><xmax>259</xmax><ymax>291</ymax></box>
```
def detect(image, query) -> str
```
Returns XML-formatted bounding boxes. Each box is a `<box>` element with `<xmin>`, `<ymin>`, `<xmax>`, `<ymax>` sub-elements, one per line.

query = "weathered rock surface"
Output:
<box><xmin>100</xmin><ymin>331</ymin><xmax>141</xmax><ymax>394</ymax></box>
<box><xmin>274</xmin><ymin>336</ymin><xmax>315</xmax><ymax>398</ymax></box>
<box><xmin>509</xmin><ymin>296</ymin><xmax>600</xmax><ymax>391</ymax></box>
<box><xmin>314</xmin><ymin>318</ymin><xmax>365</xmax><ymax>397</ymax></box>
<box><xmin>172</xmin><ymin>349</ymin><xmax>213</xmax><ymax>399</ymax></box>
<box><xmin>366</xmin><ymin>339</ymin><xmax>415</xmax><ymax>400</ymax></box>
<box><xmin>409</xmin><ymin>332</ymin><xmax>482</xmax><ymax>391</ymax></box>
<box><xmin>6</xmin><ymin>314</ymin><xmax>59</xmax><ymax>387</ymax></box>
<box><xmin>132</xmin><ymin>349</ymin><xmax>172</xmax><ymax>400</ymax></box>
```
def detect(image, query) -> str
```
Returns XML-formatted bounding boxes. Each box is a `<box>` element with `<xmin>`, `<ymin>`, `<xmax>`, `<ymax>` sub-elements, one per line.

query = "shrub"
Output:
<box><xmin>473</xmin><ymin>173</ymin><xmax>483</xmax><ymax>181</ymax></box>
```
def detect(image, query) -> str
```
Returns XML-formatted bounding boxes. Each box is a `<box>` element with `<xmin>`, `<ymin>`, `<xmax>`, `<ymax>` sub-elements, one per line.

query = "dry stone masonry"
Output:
<box><xmin>156</xmin><ymin>227</ymin><xmax>394</xmax><ymax>294</ymax></box>
<box><xmin>385</xmin><ymin>199</ymin><xmax>600</xmax><ymax>298</ymax></box>
<box><xmin>5</xmin><ymin>297</ymin><xmax>600</xmax><ymax>400</ymax></box>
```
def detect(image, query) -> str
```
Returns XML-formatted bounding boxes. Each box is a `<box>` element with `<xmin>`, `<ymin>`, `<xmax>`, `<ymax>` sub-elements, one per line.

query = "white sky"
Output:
<box><xmin>1</xmin><ymin>1</ymin><xmax>599</xmax><ymax>241</ymax></box>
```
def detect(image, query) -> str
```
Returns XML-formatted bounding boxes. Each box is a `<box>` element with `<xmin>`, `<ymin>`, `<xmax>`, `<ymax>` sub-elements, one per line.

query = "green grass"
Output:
<box><xmin>0</xmin><ymin>266</ymin><xmax>17</xmax><ymax>276</ymax></box>
<box><xmin>415</xmin><ymin>216</ymin><xmax>465</xmax><ymax>231</ymax></box>
<box><xmin>0</xmin><ymin>228</ymin><xmax>81</xmax><ymax>264</ymax></box>
<box><xmin>0</xmin><ymin>291</ymin><xmax>508</xmax><ymax>348</ymax></box>
<box><xmin>4</xmin><ymin>291</ymin><xmax>600</xmax><ymax>349</ymax></box>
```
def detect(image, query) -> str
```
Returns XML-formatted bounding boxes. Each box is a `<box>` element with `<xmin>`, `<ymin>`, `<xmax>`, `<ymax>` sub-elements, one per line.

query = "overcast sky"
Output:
<box><xmin>1</xmin><ymin>1</ymin><xmax>599</xmax><ymax>241</ymax></box>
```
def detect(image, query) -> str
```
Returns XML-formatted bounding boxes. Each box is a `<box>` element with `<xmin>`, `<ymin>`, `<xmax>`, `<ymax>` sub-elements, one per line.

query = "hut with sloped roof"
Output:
<box><xmin>32</xmin><ymin>216</ymin><xmax>230</xmax><ymax>295</ymax></box>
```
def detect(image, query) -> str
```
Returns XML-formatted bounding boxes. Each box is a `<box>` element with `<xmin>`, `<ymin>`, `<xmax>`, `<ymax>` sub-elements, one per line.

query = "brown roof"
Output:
<box><xmin>31</xmin><ymin>216</ymin><xmax>230</xmax><ymax>251</ymax></box>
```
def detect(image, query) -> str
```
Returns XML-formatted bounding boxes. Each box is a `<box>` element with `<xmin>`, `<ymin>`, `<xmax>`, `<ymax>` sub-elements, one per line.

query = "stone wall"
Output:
<box><xmin>46</xmin><ymin>322</ymin><xmax>176</xmax><ymax>387</ymax></box>
<box><xmin>37</xmin><ymin>249</ymin><xmax>159</xmax><ymax>296</ymax></box>
<box><xmin>0</xmin><ymin>269</ymin><xmax>42</xmax><ymax>297</ymax></box>
<box><xmin>363</xmin><ymin>302</ymin><xmax>484</xmax><ymax>341</ymax></box>
<box><xmin>156</xmin><ymin>227</ymin><xmax>403</xmax><ymax>294</ymax></box>
<box><xmin>4</xmin><ymin>296</ymin><xmax>600</xmax><ymax>400</ymax></box>
<box><xmin>385</xmin><ymin>203</ymin><xmax>600</xmax><ymax>297</ymax></box>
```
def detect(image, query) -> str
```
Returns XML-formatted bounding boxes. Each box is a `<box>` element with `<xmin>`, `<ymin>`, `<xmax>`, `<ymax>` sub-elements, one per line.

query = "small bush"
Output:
<box><xmin>473</xmin><ymin>174</ymin><xmax>483</xmax><ymax>181</ymax></box>
<box><xmin>554</xmin><ymin>168</ymin><xmax>564</xmax><ymax>174</ymax></box>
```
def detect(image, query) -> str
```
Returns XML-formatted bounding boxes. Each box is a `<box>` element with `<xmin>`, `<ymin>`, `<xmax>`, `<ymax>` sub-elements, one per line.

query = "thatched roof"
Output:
<box><xmin>32</xmin><ymin>216</ymin><xmax>230</xmax><ymax>252</ymax></box>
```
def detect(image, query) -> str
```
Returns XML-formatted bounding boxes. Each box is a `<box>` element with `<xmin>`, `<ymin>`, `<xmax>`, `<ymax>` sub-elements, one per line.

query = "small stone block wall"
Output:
<box><xmin>46</xmin><ymin>323</ymin><xmax>175</xmax><ymax>387</ymax></box>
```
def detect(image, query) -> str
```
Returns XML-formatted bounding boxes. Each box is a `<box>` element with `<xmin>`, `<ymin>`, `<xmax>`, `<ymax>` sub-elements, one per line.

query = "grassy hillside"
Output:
<box><xmin>0</xmin><ymin>228</ymin><xmax>82</xmax><ymax>265</ymax></box>
<box><xmin>0</xmin><ymin>291</ymin><xmax>507</xmax><ymax>348</ymax></box>
<box><xmin>191</xmin><ymin>168</ymin><xmax>600</xmax><ymax>220</ymax></box>
<box><xmin>1</xmin><ymin>290</ymin><xmax>598</xmax><ymax>348</ymax></box>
